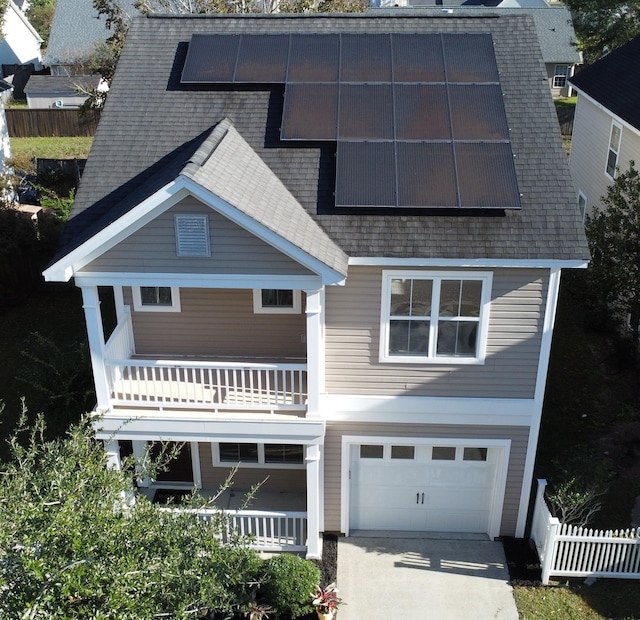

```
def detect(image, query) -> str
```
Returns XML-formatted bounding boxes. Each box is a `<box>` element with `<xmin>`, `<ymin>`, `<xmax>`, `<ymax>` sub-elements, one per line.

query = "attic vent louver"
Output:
<box><xmin>175</xmin><ymin>214</ymin><xmax>210</xmax><ymax>257</ymax></box>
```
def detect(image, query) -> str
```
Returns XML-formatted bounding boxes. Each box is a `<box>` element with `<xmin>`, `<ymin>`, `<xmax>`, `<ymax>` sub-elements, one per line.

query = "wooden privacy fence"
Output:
<box><xmin>531</xmin><ymin>479</ymin><xmax>640</xmax><ymax>584</ymax></box>
<box><xmin>6</xmin><ymin>108</ymin><xmax>100</xmax><ymax>137</ymax></box>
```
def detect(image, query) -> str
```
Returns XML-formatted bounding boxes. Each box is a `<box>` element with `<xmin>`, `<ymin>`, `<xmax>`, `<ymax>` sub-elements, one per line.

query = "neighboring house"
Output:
<box><xmin>390</xmin><ymin>0</ymin><xmax>582</xmax><ymax>98</ymax></box>
<box><xmin>0</xmin><ymin>0</ymin><xmax>42</xmax><ymax>77</ymax></box>
<box><xmin>43</xmin><ymin>13</ymin><xmax>589</xmax><ymax>558</ymax></box>
<box><xmin>569</xmin><ymin>36</ymin><xmax>640</xmax><ymax>220</ymax></box>
<box><xmin>24</xmin><ymin>74</ymin><xmax>101</xmax><ymax>108</ymax></box>
<box><xmin>44</xmin><ymin>0</ymin><xmax>137</xmax><ymax>75</ymax></box>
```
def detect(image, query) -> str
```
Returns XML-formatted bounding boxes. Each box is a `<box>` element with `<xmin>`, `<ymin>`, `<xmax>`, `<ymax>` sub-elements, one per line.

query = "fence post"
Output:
<box><xmin>538</xmin><ymin>479</ymin><xmax>561</xmax><ymax>585</ymax></box>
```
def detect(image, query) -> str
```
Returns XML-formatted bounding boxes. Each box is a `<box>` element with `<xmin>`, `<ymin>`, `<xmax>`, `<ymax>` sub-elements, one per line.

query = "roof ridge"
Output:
<box><xmin>181</xmin><ymin>117</ymin><xmax>232</xmax><ymax>179</ymax></box>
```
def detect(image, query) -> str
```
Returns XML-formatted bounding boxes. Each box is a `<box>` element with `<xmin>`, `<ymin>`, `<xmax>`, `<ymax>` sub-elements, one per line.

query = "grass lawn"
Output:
<box><xmin>9</xmin><ymin>136</ymin><xmax>94</xmax><ymax>172</ymax></box>
<box><xmin>555</xmin><ymin>96</ymin><xmax>577</xmax><ymax>107</ymax></box>
<box><xmin>514</xmin><ymin>579</ymin><xmax>640</xmax><ymax>620</ymax></box>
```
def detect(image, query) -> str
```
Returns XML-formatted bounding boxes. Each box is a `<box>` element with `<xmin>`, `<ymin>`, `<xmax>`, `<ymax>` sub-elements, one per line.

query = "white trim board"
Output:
<box><xmin>349</xmin><ymin>257</ymin><xmax>588</xmax><ymax>269</ymax></box>
<box><xmin>340</xmin><ymin>435</ymin><xmax>511</xmax><ymax>540</ymax></box>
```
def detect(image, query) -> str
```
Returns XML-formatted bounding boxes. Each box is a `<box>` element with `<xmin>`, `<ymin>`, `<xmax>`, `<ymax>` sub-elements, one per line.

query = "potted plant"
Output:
<box><xmin>311</xmin><ymin>582</ymin><xmax>343</xmax><ymax>620</ymax></box>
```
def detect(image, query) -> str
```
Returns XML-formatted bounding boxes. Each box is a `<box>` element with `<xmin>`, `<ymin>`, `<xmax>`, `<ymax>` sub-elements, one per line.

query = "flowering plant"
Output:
<box><xmin>311</xmin><ymin>582</ymin><xmax>343</xmax><ymax>614</ymax></box>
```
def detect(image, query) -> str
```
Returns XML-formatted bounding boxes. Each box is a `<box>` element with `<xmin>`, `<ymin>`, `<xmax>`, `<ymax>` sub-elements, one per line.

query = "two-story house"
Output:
<box><xmin>569</xmin><ymin>35</ymin><xmax>640</xmax><ymax>219</ymax></box>
<box><xmin>44</xmin><ymin>13</ymin><xmax>589</xmax><ymax>558</ymax></box>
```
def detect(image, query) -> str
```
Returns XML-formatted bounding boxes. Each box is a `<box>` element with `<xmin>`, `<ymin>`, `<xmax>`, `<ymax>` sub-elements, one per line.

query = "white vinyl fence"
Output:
<box><xmin>531</xmin><ymin>479</ymin><xmax>640</xmax><ymax>584</ymax></box>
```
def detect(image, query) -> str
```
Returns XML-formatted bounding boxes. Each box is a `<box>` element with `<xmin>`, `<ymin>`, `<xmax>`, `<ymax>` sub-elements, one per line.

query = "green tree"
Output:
<box><xmin>0</xmin><ymin>409</ymin><xmax>271</xmax><ymax>618</ymax></box>
<box><xmin>585</xmin><ymin>160</ymin><xmax>640</xmax><ymax>346</ymax></box>
<box><xmin>26</xmin><ymin>0</ymin><xmax>57</xmax><ymax>47</ymax></box>
<box><xmin>565</xmin><ymin>0</ymin><xmax>640</xmax><ymax>64</ymax></box>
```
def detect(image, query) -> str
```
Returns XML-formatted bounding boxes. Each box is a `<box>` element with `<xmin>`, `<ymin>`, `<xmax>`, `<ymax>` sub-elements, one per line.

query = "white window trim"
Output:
<box><xmin>132</xmin><ymin>286</ymin><xmax>181</xmax><ymax>312</ymax></box>
<box><xmin>175</xmin><ymin>213</ymin><xmax>211</xmax><ymax>257</ymax></box>
<box><xmin>252</xmin><ymin>289</ymin><xmax>302</xmax><ymax>314</ymax></box>
<box><xmin>212</xmin><ymin>442</ymin><xmax>306</xmax><ymax>469</ymax></box>
<box><xmin>605</xmin><ymin>120</ymin><xmax>622</xmax><ymax>180</ymax></box>
<box><xmin>577</xmin><ymin>191</ymin><xmax>587</xmax><ymax>222</ymax></box>
<box><xmin>552</xmin><ymin>64</ymin><xmax>568</xmax><ymax>88</ymax></box>
<box><xmin>379</xmin><ymin>270</ymin><xmax>492</xmax><ymax>365</ymax></box>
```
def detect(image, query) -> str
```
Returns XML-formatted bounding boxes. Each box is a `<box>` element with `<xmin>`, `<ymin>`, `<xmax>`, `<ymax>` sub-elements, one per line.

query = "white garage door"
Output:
<box><xmin>349</xmin><ymin>442</ymin><xmax>500</xmax><ymax>534</ymax></box>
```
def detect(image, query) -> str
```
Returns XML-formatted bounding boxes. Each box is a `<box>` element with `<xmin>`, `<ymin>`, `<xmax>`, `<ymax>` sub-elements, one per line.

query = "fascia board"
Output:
<box><xmin>181</xmin><ymin>176</ymin><xmax>347</xmax><ymax>286</ymax></box>
<box><xmin>348</xmin><ymin>257</ymin><xmax>589</xmax><ymax>269</ymax></box>
<box><xmin>43</xmin><ymin>180</ymin><xmax>187</xmax><ymax>282</ymax></box>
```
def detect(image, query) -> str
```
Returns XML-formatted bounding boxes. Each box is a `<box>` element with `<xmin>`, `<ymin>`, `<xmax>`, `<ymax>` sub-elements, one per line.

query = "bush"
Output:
<box><xmin>259</xmin><ymin>554</ymin><xmax>320</xmax><ymax>618</ymax></box>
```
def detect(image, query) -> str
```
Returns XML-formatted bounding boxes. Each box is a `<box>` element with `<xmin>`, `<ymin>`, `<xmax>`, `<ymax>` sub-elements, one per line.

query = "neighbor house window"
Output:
<box><xmin>379</xmin><ymin>271</ymin><xmax>491</xmax><ymax>364</ymax></box>
<box><xmin>216</xmin><ymin>443</ymin><xmax>304</xmax><ymax>467</ymax></box>
<box><xmin>606</xmin><ymin>121</ymin><xmax>622</xmax><ymax>179</ymax></box>
<box><xmin>553</xmin><ymin>64</ymin><xmax>569</xmax><ymax>88</ymax></box>
<box><xmin>175</xmin><ymin>214</ymin><xmax>210</xmax><ymax>257</ymax></box>
<box><xmin>577</xmin><ymin>191</ymin><xmax>587</xmax><ymax>222</ymax></box>
<box><xmin>253</xmin><ymin>289</ymin><xmax>301</xmax><ymax>314</ymax></box>
<box><xmin>132</xmin><ymin>286</ymin><xmax>181</xmax><ymax>312</ymax></box>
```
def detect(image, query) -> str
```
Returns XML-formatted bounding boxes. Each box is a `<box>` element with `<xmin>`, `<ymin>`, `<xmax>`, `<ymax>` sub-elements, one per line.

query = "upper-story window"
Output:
<box><xmin>606</xmin><ymin>121</ymin><xmax>622</xmax><ymax>179</ymax></box>
<box><xmin>175</xmin><ymin>214</ymin><xmax>210</xmax><ymax>257</ymax></box>
<box><xmin>132</xmin><ymin>286</ymin><xmax>181</xmax><ymax>312</ymax></box>
<box><xmin>577</xmin><ymin>191</ymin><xmax>587</xmax><ymax>222</ymax></box>
<box><xmin>553</xmin><ymin>65</ymin><xmax>569</xmax><ymax>88</ymax></box>
<box><xmin>379</xmin><ymin>271</ymin><xmax>492</xmax><ymax>364</ymax></box>
<box><xmin>253</xmin><ymin>289</ymin><xmax>301</xmax><ymax>314</ymax></box>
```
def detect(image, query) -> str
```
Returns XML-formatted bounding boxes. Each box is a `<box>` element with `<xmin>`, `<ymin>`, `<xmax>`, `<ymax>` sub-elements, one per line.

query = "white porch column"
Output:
<box><xmin>304</xmin><ymin>288</ymin><xmax>325</xmax><ymax>419</ymax></box>
<box><xmin>132</xmin><ymin>440</ymin><xmax>151</xmax><ymax>488</ymax></box>
<box><xmin>80</xmin><ymin>285</ymin><xmax>110</xmax><ymax>410</ymax></box>
<box><xmin>113</xmin><ymin>286</ymin><xmax>126</xmax><ymax>324</ymax></box>
<box><xmin>305</xmin><ymin>443</ymin><xmax>322</xmax><ymax>559</ymax></box>
<box><xmin>104</xmin><ymin>439</ymin><xmax>121</xmax><ymax>470</ymax></box>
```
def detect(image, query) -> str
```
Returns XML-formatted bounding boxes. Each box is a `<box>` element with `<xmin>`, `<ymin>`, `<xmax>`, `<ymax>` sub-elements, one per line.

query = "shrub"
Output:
<box><xmin>259</xmin><ymin>553</ymin><xmax>321</xmax><ymax>618</ymax></box>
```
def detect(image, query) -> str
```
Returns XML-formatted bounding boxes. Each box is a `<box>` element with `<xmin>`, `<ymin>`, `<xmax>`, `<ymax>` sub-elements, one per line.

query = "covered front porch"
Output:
<box><xmin>98</xmin><ymin>421</ymin><xmax>326</xmax><ymax>558</ymax></box>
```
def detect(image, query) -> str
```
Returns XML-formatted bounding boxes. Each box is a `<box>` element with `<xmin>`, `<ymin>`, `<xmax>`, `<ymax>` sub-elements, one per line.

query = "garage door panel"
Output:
<box><xmin>350</xmin><ymin>441</ymin><xmax>501</xmax><ymax>535</ymax></box>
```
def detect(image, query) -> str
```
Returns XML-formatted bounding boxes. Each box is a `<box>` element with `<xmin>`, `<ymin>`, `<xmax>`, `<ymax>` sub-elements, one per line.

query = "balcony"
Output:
<box><xmin>103</xmin><ymin>307</ymin><xmax>307</xmax><ymax>413</ymax></box>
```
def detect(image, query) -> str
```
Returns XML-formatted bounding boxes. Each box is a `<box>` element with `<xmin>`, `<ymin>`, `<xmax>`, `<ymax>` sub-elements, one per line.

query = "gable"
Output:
<box><xmin>78</xmin><ymin>197</ymin><xmax>315</xmax><ymax>277</ymax></box>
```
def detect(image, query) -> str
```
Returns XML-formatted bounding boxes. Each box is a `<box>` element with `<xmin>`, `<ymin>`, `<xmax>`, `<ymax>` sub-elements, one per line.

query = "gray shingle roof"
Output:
<box><xmin>44</xmin><ymin>0</ymin><xmax>137</xmax><ymax>68</ymax></box>
<box><xmin>569</xmin><ymin>35</ymin><xmax>640</xmax><ymax>131</ymax></box>
<box><xmin>24</xmin><ymin>74</ymin><xmax>101</xmax><ymax>93</ymax></box>
<box><xmin>59</xmin><ymin>13</ymin><xmax>589</xmax><ymax>263</ymax></box>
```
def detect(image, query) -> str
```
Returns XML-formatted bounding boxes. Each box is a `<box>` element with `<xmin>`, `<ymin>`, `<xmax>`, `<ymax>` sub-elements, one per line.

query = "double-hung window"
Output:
<box><xmin>553</xmin><ymin>65</ymin><xmax>569</xmax><ymax>88</ymax></box>
<box><xmin>253</xmin><ymin>289</ymin><xmax>301</xmax><ymax>314</ymax></box>
<box><xmin>379</xmin><ymin>271</ymin><xmax>491</xmax><ymax>364</ymax></box>
<box><xmin>606</xmin><ymin>121</ymin><xmax>622</xmax><ymax>179</ymax></box>
<box><xmin>132</xmin><ymin>286</ymin><xmax>181</xmax><ymax>312</ymax></box>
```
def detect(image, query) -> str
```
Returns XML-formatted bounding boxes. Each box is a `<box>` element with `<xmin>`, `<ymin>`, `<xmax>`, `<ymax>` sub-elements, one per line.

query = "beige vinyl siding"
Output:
<box><xmin>81</xmin><ymin>198</ymin><xmax>314</xmax><ymax>276</ymax></box>
<box><xmin>323</xmin><ymin>421</ymin><xmax>529</xmax><ymax>537</ymax></box>
<box><xmin>127</xmin><ymin>287</ymin><xmax>306</xmax><ymax>357</ymax></box>
<box><xmin>325</xmin><ymin>266</ymin><xmax>546</xmax><ymax>399</ymax></box>
<box><xmin>198</xmin><ymin>443</ymin><xmax>306</xmax><ymax>494</ymax></box>
<box><xmin>570</xmin><ymin>96</ymin><xmax>640</xmax><ymax>217</ymax></box>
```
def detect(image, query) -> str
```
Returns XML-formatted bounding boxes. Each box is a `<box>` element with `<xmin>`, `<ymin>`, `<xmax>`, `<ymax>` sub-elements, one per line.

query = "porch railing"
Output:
<box><xmin>531</xmin><ymin>479</ymin><xmax>640</xmax><ymax>584</ymax></box>
<box><xmin>164</xmin><ymin>508</ymin><xmax>307</xmax><ymax>552</ymax></box>
<box><xmin>103</xmin><ymin>309</ymin><xmax>307</xmax><ymax>411</ymax></box>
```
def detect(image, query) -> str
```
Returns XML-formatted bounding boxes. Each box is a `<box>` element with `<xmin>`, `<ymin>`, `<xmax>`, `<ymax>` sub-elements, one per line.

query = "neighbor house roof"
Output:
<box><xmin>569</xmin><ymin>35</ymin><xmax>640</xmax><ymax>131</ymax></box>
<box><xmin>44</xmin><ymin>0</ymin><xmax>137</xmax><ymax>68</ymax></box>
<box><xmin>24</xmin><ymin>74</ymin><xmax>101</xmax><ymax>94</ymax></box>
<box><xmin>52</xmin><ymin>12</ymin><xmax>588</xmax><ymax>267</ymax></box>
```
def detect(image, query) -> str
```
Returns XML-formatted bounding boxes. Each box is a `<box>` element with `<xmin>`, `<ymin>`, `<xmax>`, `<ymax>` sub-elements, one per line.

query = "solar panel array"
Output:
<box><xmin>181</xmin><ymin>33</ymin><xmax>520</xmax><ymax>210</ymax></box>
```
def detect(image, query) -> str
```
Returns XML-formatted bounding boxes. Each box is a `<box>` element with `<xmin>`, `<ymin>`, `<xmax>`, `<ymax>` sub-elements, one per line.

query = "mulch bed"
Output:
<box><xmin>500</xmin><ymin>536</ymin><xmax>542</xmax><ymax>584</ymax></box>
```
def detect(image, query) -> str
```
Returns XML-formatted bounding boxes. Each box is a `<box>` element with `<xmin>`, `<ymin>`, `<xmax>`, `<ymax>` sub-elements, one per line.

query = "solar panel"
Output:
<box><xmin>449</xmin><ymin>84</ymin><xmax>510</xmax><ymax>140</ymax></box>
<box><xmin>397</xmin><ymin>142</ymin><xmax>458</xmax><ymax>207</ymax></box>
<box><xmin>181</xmin><ymin>34</ymin><xmax>240</xmax><ymax>83</ymax></box>
<box><xmin>442</xmin><ymin>33</ymin><xmax>500</xmax><ymax>83</ymax></box>
<box><xmin>180</xmin><ymin>31</ymin><xmax>519</xmax><ymax>210</ymax></box>
<box><xmin>394</xmin><ymin>84</ymin><xmax>451</xmax><ymax>140</ymax></box>
<box><xmin>336</xmin><ymin>141</ymin><xmax>395</xmax><ymax>206</ymax></box>
<box><xmin>455</xmin><ymin>142</ymin><xmax>521</xmax><ymax>208</ymax></box>
<box><xmin>281</xmin><ymin>83</ymin><xmax>338</xmax><ymax>140</ymax></box>
<box><xmin>391</xmin><ymin>34</ymin><xmax>446</xmax><ymax>83</ymax></box>
<box><xmin>288</xmin><ymin>34</ymin><xmax>340</xmax><ymax>82</ymax></box>
<box><xmin>235</xmin><ymin>34</ymin><xmax>289</xmax><ymax>83</ymax></box>
<box><xmin>338</xmin><ymin>84</ymin><xmax>393</xmax><ymax>140</ymax></box>
<box><xmin>341</xmin><ymin>33</ymin><xmax>392</xmax><ymax>82</ymax></box>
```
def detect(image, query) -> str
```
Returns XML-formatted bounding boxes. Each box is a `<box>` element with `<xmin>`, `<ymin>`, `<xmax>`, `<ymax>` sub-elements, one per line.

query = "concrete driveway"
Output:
<box><xmin>336</xmin><ymin>533</ymin><xmax>519</xmax><ymax>620</ymax></box>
